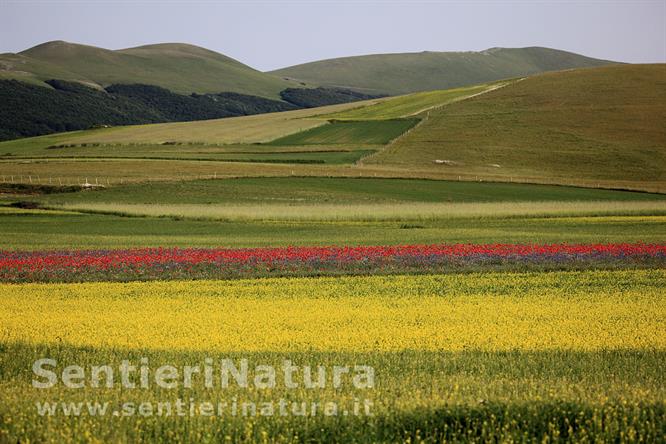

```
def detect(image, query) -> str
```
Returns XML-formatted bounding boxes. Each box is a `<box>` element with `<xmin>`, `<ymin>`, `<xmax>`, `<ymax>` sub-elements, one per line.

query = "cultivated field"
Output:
<box><xmin>1</xmin><ymin>270</ymin><xmax>664</xmax><ymax>441</ymax></box>
<box><xmin>0</xmin><ymin>64</ymin><xmax>664</xmax><ymax>442</ymax></box>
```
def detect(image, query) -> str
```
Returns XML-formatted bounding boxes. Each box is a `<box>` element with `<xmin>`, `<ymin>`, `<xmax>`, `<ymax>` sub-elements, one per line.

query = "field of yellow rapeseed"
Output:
<box><xmin>1</xmin><ymin>269</ymin><xmax>664</xmax><ymax>352</ymax></box>
<box><xmin>1</xmin><ymin>268</ymin><xmax>664</xmax><ymax>442</ymax></box>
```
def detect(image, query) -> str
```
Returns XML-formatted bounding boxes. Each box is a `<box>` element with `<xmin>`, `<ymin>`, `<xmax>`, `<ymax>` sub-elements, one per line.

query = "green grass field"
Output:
<box><xmin>4</xmin><ymin>143</ymin><xmax>368</xmax><ymax>158</ymax></box>
<box><xmin>267</xmin><ymin>119</ymin><xmax>419</xmax><ymax>145</ymax></box>
<box><xmin>324</xmin><ymin>83</ymin><xmax>503</xmax><ymax>120</ymax></box>
<box><xmin>2</xmin><ymin>177</ymin><xmax>663</xmax><ymax>250</ymax></box>
<box><xmin>2</xmin><ymin>149</ymin><xmax>374</xmax><ymax>165</ymax></box>
<box><xmin>1</xmin><ymin>208</ymin><xmax>664</xmax><ymax>250</ymax></box>
<box><xmin>15</xmin><ymin>177</ymin><xmax>666</xmax><ymax>206</ymax></box>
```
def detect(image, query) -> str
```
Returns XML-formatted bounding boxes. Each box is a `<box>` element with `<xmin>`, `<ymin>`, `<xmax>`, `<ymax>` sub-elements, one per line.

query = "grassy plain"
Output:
<box><xmin>26</xmin><ymin>177</ymin><xmax>666</xmax><ymax>206</ymax></box>
<box><xmin>268</xmin><ymin>119</ymin><xmax>419</xmax><ymax>145</ymax></box>
<box><xmin>1</xmin><ymin>158</ymin><xmax>662</xmax><ymax>192</ymax></box>
<box><xmin>2</xmin><ymin>144</ymin><xmax>376</xmax><ymax>163</ymax></box>
<box><xmin>1</xmin><ymin>177</ymin><xmax>662</xmax><ymax>250</ymax></box>
<box><xmin>0</xmin><ymin>270</ymin><xmax>663</xmax><ymax>442</ymax></box>
<box><xmin>46</xmin><ymin>201</ymin><xmax>666</xmax><ymax>223</ymax></box>
<box><xmin>1</xmin><ymin>209</ymin><xmax>664</xmax><ymax>251</ymax></box>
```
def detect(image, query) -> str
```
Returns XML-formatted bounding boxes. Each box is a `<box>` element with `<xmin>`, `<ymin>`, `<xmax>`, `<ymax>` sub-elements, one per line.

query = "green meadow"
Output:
<box><xmin>18</xmin><ymin>177</ymin><xmax>665</xmax><ymax>206</ymax></box>
<box><xmin>267</xmin><ymin>119</ymin><xmax>419</xmax><ymax>146</ymax></box>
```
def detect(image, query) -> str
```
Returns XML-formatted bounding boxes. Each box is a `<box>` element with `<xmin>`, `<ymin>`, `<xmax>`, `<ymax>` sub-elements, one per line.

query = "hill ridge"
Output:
<box><xmin>271</xmin><ymin>46</ymin><xmax>617</xmax><ymax>95</ymax></box>
<box><xmin>4</xmin><ymin>40</ymin><xmax>296</xmax><ymax>98</ymax></box>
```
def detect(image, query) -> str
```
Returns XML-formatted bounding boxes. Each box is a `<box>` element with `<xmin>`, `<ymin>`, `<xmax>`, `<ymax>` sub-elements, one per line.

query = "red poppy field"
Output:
<box><xmin>1</xmin><ymin>242</ymin><xmax>664</xmax><ymax>282</ymax></box>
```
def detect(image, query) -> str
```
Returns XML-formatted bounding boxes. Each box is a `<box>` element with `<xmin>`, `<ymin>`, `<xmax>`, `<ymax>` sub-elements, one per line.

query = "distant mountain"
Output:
<box><xmin>270</xmin><ymin>47</ymin><xmax>618</xmax><ymax>95</ymax></box>
<box><xmin>0</xmin><ymin>41</ymin><xmax>298</xmax><ymax>98</ymax></box>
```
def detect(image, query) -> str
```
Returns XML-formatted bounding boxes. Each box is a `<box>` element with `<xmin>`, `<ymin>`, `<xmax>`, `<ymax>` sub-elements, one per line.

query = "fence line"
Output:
<box><xmin>0</xmin><ymin>173</ymin><xmax>661</xmax><ymax>194</ymax></box>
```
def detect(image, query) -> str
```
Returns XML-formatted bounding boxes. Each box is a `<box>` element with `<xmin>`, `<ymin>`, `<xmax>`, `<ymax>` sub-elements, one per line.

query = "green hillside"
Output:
<box><xmin>1</xmin><ymin>64</ymin><xmax>663</xmax><ymax>192</ymax></box>
<box><xmin>0</xmin><ymin>41</ymin><xmax>296</xmax><ymax>97</ymax></box>
<box><xmin>366</xmin><ymin>64</ymin><xmax>666</xmax><ymax>187</ymax></box>
<box><xmin>324</xmin><ymin>83</ymin><xmax>504</xmax><ymax>120</ymax></box>
<box><xmin>271</xmin><ymin>47</ymin><xmax>616</xmax><ymax>95</ymax></box>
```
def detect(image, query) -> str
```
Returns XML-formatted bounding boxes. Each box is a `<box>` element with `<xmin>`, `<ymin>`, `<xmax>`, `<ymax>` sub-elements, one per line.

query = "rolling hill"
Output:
<box><xmin>365</xmin><ymin>64</ymin><xmax>666</xmax><ymax>188</ymax></box>
<box><xmin>0</xmin><ymin>62</ymin><xmax>663</xmax><ymax>192</ymax></box>
<box><xmin>0</xmin><ymin>41</ymin><xmax>297</xmax><ymax>97</ymax></box>
<box><xmin>271</xmin><ymin>47</ymin><xmax>617</xmax><ymax>95</ymax></box>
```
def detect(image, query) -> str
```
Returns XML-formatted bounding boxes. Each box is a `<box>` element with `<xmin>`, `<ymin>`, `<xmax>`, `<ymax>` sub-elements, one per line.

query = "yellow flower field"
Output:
<box><xmin>2</xmin><ymin>269</ymin><xmax>664</xmax><ymax>352</ymax></box>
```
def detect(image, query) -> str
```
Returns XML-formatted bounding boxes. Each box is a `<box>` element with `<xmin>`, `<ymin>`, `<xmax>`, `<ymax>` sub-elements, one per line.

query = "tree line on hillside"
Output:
<box><xmin>0</xmin><ymin>80</ymin><xmax>381</xmax><ymax>141</ymax></box>
<box><xmin>280</xmin><ymin>87</ymin><xmax>383</xmax><ymax>108</ymax></box>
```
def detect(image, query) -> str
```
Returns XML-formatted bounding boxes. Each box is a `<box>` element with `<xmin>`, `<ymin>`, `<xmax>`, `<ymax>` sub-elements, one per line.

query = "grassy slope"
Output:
<box><xmin>324</xmin><ymin>83</ymin><xmax>503</xmax><ymax>120</ymax></box>
<box><xmin>0</xmin><ymin>99</ymin><xmax>384</xmax><ymax>152</ymax></box>
<box><xmin>0</xmin><ymin>66</ymin><xmax>663</xmax><ymax>191</ymax></box>
<box><xmin>0</xmin><ymin>53</ymin><xmax>88</xmax><ymax>87</ymax></box>
<box><xmin>0</xmin><ymin>81</ymin><xmax>492</xmax><ymax>156</ymax></box>
<box><xmin>1</xmin><ymin>41</ymin><xmax>295</xmax><ymax>97</ymax></box>
<box><xmin>271</xmin><ymin>47</ymin><xmax>616</xmax><ymax>95</ymax></box>
<box><xmin>0</xmin><ymin>83</ymin><xmax>486</xmax><ymax>171</ymax></box>
<box><xmin>367</xmin><ymin>64</ymin><xmax>666</xmax><ymax>186</ymax></box>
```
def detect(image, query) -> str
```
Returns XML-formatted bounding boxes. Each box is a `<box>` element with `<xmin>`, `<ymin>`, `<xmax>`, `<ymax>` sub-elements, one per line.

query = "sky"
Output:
<box><xmin>0</xmin><ymin>0</ymin><xmax>664</xmax><ymax>71</ymax></box>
